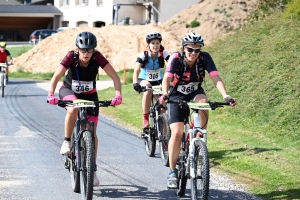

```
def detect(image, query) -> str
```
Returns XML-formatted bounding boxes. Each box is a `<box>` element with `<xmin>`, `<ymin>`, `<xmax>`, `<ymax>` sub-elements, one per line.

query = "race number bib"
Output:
<box><xmin>146</xmin><ymin>69</ymin><xmax>161</xmax><ymax>81</ymax></box>
<box><xmin>71</xmin><ymin>80</ymin><xmax>93</xmax><ymax>94</ymax></box>
<box><xmin>177</xmin><ymin>82</ymin><xmax>198</xmax><ymax>95</ymax></box>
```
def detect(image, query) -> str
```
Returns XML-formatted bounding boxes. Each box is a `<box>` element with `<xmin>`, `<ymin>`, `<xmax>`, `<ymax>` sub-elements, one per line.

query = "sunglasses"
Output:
<box><xmin>185</xmin><ymin>47</ymin><xmax>201</xmax><ymax>53</ymax></box>
<box><xmin>79</xmin><ymin>48</ymin><xmax>94</xmax><ymax>53</ymax></box>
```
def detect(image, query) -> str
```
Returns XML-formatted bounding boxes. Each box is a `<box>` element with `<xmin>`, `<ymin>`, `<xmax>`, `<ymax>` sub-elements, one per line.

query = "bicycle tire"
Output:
<box><xmin>70</xmin><ymin>130</ymin><xmax>80</xmax><ymax>193</ymax></box>
<box><xmin>144</xmin><ymin>107</ymin><xmax>156</xmax><ymax>157</ymax></box>
<box><xmin>176</xmin><ymin>163</ymin><xmax>188</xmax><ymax>197</ymax></box>
<box><xmin>191</xmin><ymin>139</ymin><xmax>209</xmax><ymax>200</ymax></box>
<box><xmin>80</xmin><ymin>131</ymin><xmax>95</xmax><ymax>200</ymax></box>
<box><xmin>1</xmin><ymin>76</ymin><xmax>4</xmax><ymax>98</ymax></box>
<box><xmin>158</xmin><ymin>113</ymin><xmax>170</xmax><ymax>167</ymax></box>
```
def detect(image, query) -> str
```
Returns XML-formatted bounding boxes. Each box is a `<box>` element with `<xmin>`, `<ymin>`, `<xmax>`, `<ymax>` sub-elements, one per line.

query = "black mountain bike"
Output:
<box><xmin>57</xmin><ymin>99</ymin><xmax>112</xmax><ymax>200</ymax></box>
<box><xmin>140</xmin><ymin>86</ymin><xmax>171</xmax><ymax>166</ymax></box>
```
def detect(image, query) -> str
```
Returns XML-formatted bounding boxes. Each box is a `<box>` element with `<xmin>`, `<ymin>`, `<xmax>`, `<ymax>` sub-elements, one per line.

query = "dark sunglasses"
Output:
<box><xmin>185</xmin><ymin>47</ymin><xmax>201</xmax><ymax>53</ymax></box>
<box><xmin>79</xmin><ymin>48</ymin><xmax>94</xmax><ymax>53</ymax></box>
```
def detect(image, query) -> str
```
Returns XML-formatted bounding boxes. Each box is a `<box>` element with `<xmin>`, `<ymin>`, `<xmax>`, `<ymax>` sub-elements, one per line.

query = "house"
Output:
<box><xmin>0</xmin><ymin>0</ymin><xmax>200</xmax><ymax>41</ymax></box>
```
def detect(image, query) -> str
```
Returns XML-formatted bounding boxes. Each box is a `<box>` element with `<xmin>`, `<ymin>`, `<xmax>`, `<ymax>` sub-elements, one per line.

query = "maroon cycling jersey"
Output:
<box><xmin>165</xmin><ymin>51</ymin><xmax>219</xmax><ymax>83</ymax></box>
<box><xmin>60</xmin><ymin>51</ymin><xmax>109</xmax><ymax>91</ymax></box>
<box><xmin>0</xmin><ymin>49</ymin><xmax>10</xmax><ymax>63</ymax></box>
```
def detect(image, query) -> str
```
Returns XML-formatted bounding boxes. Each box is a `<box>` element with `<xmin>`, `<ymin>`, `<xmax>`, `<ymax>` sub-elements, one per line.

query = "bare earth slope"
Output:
<box><xmin>12</xmin><ymin>0</ymin><xmax>258</xmax><ymax>74</ymax></box>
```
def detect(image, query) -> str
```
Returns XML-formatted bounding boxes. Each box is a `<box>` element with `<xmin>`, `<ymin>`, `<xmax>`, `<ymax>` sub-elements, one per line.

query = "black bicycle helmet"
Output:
<box><xmin>182</xmin><ymin>32</ymin><xmax>204</xmax><ymax>47</ymax></box>
<box><xmin>146</xmin><ymin>32</ymin><xmax>162</xmax><ymax>43</ymax></box>
<box><xmin>75</xmin><ymin>32</ymin><xmax>97</xmax><ymax>48</ymax></box>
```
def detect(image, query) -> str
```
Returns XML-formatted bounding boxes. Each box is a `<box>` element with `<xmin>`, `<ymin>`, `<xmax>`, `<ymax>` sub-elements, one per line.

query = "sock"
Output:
<box><xmin>64</xmin><ymin>137</ymin><xmax>70</xmax><ymax>141</ymax></box>
<box><xmin>143</xmin><ymin>113</ymin><xmax>149</xmax><ymax>119</ymax></box>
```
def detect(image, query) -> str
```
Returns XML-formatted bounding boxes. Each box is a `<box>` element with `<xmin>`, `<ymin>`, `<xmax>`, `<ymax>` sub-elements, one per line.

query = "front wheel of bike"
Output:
<box><xmin>80</xmin><ymin>131</ymin><xmax>95</xmax><ymax>200</ymax></box>
<box><xmin>144</xmin><ymin>109</ymin><xmax>156</xmax><ymax>157</ymax></box>
<box><xmin>191</xmin><ymin>139</ymin><xmax>210</xmax><ymax>200</ymax></box>
<box><xmin>176</xmin><ymin>163</ymin><xmax>188</xmax><ymax>197</ymax></box>
<box><xmin>70</xmin><ymin>130</ymin><xmax>80</xmax><ymax>193</ymax></box>
<box><xmin>158</xmin><ymin>113</ymin><xmax>170</xmax><ymax>167</ymax></box>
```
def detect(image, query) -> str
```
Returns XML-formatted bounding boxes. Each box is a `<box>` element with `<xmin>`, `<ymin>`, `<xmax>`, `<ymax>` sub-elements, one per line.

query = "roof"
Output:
<box><xmin>0</xmin><ymin>0</ymin><xmax>21</xmax><ymax>5</ymax></box>
<box><xmin>0</xmin><ymin>5</ymin><xmax>62</xmax><ymax>16</ymax></box>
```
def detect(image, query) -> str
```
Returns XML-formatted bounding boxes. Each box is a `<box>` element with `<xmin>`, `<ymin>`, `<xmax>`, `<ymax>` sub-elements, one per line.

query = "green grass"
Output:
<box><xmin>8</xmin><ymin>45</ymin><xmax>33</xmax><ymax>58</ymax></box>
<box><xmin>97</xmin><ymin>14</ymin><xmax>300</xmax><ymax>200</ymax></box>
<box><xmin>7</xmin><ymin>46</ymin><xmax>54</xmax><ymax>80</ymax></box>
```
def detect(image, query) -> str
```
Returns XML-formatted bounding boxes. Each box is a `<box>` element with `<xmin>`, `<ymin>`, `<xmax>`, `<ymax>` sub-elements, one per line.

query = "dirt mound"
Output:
<box><xmin>12</xmin><ymin>0</ymin><xmax>258</xmax><ymax>74</ymax></box>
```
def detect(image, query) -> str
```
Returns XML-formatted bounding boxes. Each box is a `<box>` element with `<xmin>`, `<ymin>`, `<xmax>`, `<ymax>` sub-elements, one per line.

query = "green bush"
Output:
<box><xmin>190</xmin><ymin>20</ymin><xmax>200</xmax><ymax>28</ymax></box>
<box><xmin>282</xmin><ymin>0</ymin><xmax>300</xmax><ymax>18</ymax></box>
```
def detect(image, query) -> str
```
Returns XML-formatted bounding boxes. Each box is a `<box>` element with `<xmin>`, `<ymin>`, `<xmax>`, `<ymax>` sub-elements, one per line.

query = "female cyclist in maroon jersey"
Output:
<box><xmin>159</xmin><ymin>32</ymin><xmax>236</xmax><ymax>189</ymax></box>
<box><xmin>47</xmin><ymin>32</ymin><xmax>122</xmax><ymax>187</ymax></box>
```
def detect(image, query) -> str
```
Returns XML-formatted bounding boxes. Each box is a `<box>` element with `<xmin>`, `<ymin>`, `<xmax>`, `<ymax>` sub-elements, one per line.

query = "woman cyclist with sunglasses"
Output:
<box><xmin>47</xmin><ymin>31</ymin><xmax>122</xmax><ymax>187</ymax></box>
<box><xmin>159</xmin><ymin>32</ymin><xmax>237</xmax><ymax>189</ymax></box>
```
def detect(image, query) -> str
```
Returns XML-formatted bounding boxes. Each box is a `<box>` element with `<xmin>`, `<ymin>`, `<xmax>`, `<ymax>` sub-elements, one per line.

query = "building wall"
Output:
<box><xmin>54</xmin><ymin>0</ymin><xmax>147</xmax><ymax>27</ymax></box>
<box><xmin>158</xmin><ymin>0</ymin><xmax>199</xmax><ymax>23</ymax></box>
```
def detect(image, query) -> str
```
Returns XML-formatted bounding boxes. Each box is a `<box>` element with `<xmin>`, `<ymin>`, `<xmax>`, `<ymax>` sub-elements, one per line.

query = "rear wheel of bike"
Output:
<box><xmin>144</xmin><ymin>107</ymin><xmax>156</xmax><ymax>157</ymax></box>
<box><xmin>70</xmin><ymin>130</ymin><xmax>80</xmax><ymax>193</ymax></box>
<box><xmin>176</xmin><ymin>163</ymin><xmax>188</xmax><ymax>197</ymax></box>
<box><xmin>191</xmin><ymin>139</ymin><xmax>209</xmax><ymax>200</ymax></box>
<box><xmin>80</xmin><ymin>131</ymin><xmax>95</xmax><ymax>200</ymax></box>
<box><xmin>158</xmin><ymin>113</ymin><xmax>170</xmax><ymax>167</ymax></box>
<box><xmin>1</xmin><ymin>75</ymin><xmax>4</xmax><ymax>98</ymax></box>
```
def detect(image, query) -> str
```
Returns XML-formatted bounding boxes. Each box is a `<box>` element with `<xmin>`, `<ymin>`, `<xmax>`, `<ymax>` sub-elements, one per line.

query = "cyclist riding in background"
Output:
<box><xmin>47</xmin><ymin>31</ymin><xmax>122</xmax><ymax>187</ymax></box>
<box><xmin>0</xmin><ymin>42</ymin><xmax>13</xmax><ymax>81</ymax></box>
<box><xmin>159</xmin><ymin>32</ymin><xmax>237</xmax><ymax>189</ymax></box>
<box><xmin>132</xmin><ymin>32</ymin><xmax>170</xmax><ymax>137</ymax></box>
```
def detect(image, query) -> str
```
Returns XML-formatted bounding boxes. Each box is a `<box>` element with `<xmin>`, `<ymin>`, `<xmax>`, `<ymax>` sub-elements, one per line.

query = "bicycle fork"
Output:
<box><xmin>74</xmin><ymin>120</ymin><xmax>95</xmax><ymax>172</ymax></box>
<box><xmin>189</xmin><ymin>128</ymin><xmax>207</xmax><ymax>179</ymax></box>
<box><xmin>0</xmin><ymin>73</ymin><xmax>6</xmax><ymax>87</ymax></box>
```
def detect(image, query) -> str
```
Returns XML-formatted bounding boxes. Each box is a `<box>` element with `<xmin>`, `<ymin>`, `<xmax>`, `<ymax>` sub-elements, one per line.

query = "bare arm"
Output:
<box><xmin>48</xmin><ymin>65</ymin><xmax>67</xmax><ymax>95</ymax></box>
<box><xmin>133</xmin><ymin>62</ymin><xmax>141</xmax><ymax>83</ymax></box>
<box><xmin>103</xmin><ymin>63</ymin><xmax>122</xmax><ymax>96</ymax></box>
<box><xmin>8</xmin><ymin>55</ymin><xmax>13</xmax><ymax>64</ymax></box>
<box><xmin>162</xmin><ymin>75</ymin><xmax>171</xmax><ymax>96</ymax></box>
<box><xmin>211</xmin><ymin>75</ymin><xmax>228</xmax><ymax>98</ymax></box>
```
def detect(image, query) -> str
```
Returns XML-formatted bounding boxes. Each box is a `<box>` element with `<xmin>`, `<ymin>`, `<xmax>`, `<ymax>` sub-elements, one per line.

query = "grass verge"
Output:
<box><xmin>97</xmin><ymin>14</ymin><xmax>300</xmax><ymax>200</ymax></box>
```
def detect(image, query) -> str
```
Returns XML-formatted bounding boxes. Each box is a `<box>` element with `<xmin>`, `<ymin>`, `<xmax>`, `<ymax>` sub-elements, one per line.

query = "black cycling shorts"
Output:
<box><xmin>138</xmin><ymin>78</ymin><xmax>162</xmax><ymax>86</ymax></box>
<box><xmin>59</xmin><ymin>86</ymin><xmax>99</xmax><ymax>116</ymax></box>
<box><xmin>167</xmin><ymin>88</ymin><xmax>206</xmax><ymax>124</ymax></box>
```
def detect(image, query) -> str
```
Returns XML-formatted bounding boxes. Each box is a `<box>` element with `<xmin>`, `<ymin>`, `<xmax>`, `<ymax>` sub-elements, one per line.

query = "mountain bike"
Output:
<box><xmin>140</xmin><ymin>85</ymin><xmax>171</xmax><ymax>166</ymax></box>
<box><xmin>167</xmin><ymin>100</ymin><xmax>231</xmax><ymax>200</ymax></box>
<box><xmin>57</xmin><ymin>99</ymin><xmax>112</xmax><ymax>200</ymax></box>
<box><xmin>0</xmin><ymin>63</ymin><xmax>8</xmax><ymax>98</ymax></box>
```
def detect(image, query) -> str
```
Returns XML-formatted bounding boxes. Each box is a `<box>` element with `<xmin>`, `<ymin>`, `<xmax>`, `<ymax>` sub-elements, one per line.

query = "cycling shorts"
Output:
<box><xmin>59</xmin><ymin>86</ymin><xmax>99</xmax><ymax>124</ymax></box>
<box><xmin>168</xmin><ymin>87</ymin><xmax>206</xmax><ymax>124</ymax></box>
<box><xmin>138</xmin><ymin>78</ymin><xmax>162</xmax><ymax>86</ymax></box>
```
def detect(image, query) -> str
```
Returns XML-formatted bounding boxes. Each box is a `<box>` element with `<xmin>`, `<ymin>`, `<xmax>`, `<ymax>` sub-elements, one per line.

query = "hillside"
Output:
<box><xmin>11</xmin><ymin>0</ymin><xmax>258</xmax><ymax>74</ymax></box>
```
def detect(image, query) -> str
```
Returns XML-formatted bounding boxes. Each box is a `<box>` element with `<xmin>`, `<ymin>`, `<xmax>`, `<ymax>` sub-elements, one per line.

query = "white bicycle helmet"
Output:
<box><xmin>182</xmin><ymin>32</ymin><xmax>204</xmax><ymax>47</ymax></box>
<box><xmin>146</xmin><ymin>32</ymin><xmax>162</xmax><ymax>43</ymax></box>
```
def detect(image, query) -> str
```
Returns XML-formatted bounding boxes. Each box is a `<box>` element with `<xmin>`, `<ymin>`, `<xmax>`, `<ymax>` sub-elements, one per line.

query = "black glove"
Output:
<box><xmin>133</xmin><ymin>83</ymin><xmax>141</xmax><ymax>93</ymax></box>
<box><xmin>224</xmin><ymin>95</ymin><xmax>236</xmax><ymax>104</ymax></box>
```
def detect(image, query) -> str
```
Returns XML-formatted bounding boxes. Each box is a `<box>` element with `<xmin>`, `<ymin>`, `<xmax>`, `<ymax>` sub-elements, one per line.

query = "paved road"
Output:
<box><xmin>0</xmin><ymin>79</ymin><xmax>261</xmax><ymax>200</ymax></box>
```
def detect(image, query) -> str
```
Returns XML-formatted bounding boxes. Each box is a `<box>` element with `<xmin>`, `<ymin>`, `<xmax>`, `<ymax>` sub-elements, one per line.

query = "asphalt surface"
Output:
<box><xmin>0</xmin><ymin>78</ymin><xmax>262</xmax><ymax>200</ymax></box>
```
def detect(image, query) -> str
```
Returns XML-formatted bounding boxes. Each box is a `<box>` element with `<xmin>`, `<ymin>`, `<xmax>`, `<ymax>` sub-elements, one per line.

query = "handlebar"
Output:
<box><xmin>140</xmin><ymin>85</ymin><xmax>163</xmax><ymax>94</ymax></box>
<box><xmin>0</xmin><ymin>63</ymin><xmax>12</xmax><ymax>67</ymax></box>
<box><xmin>167</xmin><ymin>100</ymin><xmax>230</xmax><ymax>110</ymax></box>
<box><xmin>48</xmin><ymin>99</ymin><xmax>113</xmax><ymax>108</ymax></box>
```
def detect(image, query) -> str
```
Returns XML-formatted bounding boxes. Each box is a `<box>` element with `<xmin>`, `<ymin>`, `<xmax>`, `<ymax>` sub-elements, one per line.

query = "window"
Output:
<box><xmin>62</xmin><ymin>21</ymin><xmax>69</xmax><ymax>27</ymax></box>
<box><xmin>63</xmin><ymin>0</ymin><xmax>69</xmax><ymax>6</ymax></box>
<box><xmin>97</xmin><ymin>0</ymin><xmax>103</xmax><ymax>6</ymax></box>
